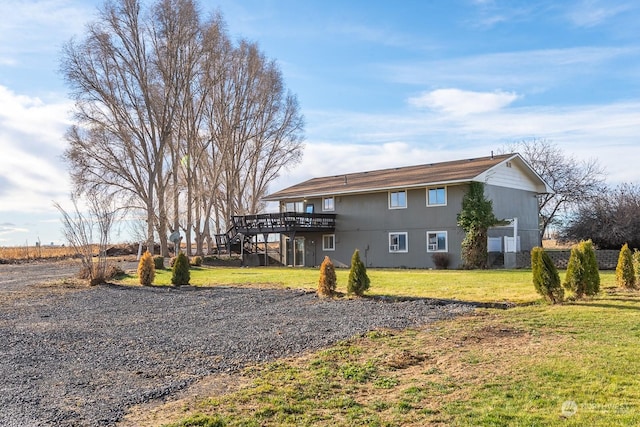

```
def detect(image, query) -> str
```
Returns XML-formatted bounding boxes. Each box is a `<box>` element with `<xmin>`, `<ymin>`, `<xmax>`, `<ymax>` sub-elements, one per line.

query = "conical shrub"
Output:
<box><xmin>531</xmin><ymin>247</ymin><xmax>563</xmax><ymax>304</ymax></box>
<box><xmin>347</xmin><ymin>249</ymin><xmax>370</xmax><ymax>296</ymax></box>
<box><xmin>137</xmin><ymin>250</ymin><xmax>155</xmax><ymax>286</ymax></box>
<box><xmin>616</xmin><ymin>243</ymin><xmax>636</xmax><ymax>289</ymax></box>
<box><xmin>581</xmin><ymin>240</ymin><xmax>600</xmax><ymax>296</ymax></box>
<box><xmin>317</xmin><ymin>256</ymin><xmax>337</xmax><ymax>297</ymax></box>
<box><xmin>563</xmin><ymin>239</ymin><xmax>600</xmax><ymax>298</ymax></box>
<box><xmin>171</xmin><ymin>252</ymin><xmax>190</xmax><ymax>286</ymax></box>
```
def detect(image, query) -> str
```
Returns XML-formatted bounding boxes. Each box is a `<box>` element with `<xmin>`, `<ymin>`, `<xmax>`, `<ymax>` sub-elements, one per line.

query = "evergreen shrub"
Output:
<box><xmin>171</xmin><ymin>252</ymin><xmax>191</xmax><ymax>286</ymax></box>
<box><xmin>531</xmin><ymin>247</ymin><xmax>563</xmax><ymax>304</ymax></box>
<box><xmin>616</xmin><ymin>243</ymin><xmax>636</xmax><ymax>289</ymax></box>
<box><xmin>347</xmin><ymin>249</ymin><xmax>370</xmax><ymax>296</ymax></box>
<box><xmin>137</xmin><ymin>250</ymin><xmax>155</xmax><ymax>286</ymax></box>
<box><xmin>153</xmin><ymin>255</ymin><xmax>164</xmax><ymax>270</ymax></box>
<box><xmin>317</xmin><ymin>256</ymin><xmax>337</xmax><ymax>297</ymax></box>
<box><xmin>563</xmin><ymin>239</ymin><xmax>600</xmax><ymax>298</ymax></box>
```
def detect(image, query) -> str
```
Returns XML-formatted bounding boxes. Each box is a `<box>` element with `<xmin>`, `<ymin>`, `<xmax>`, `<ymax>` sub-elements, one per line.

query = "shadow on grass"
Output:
<box><xmin>568</xmin><ymin>301</ymin><xmax>640</xmax><ymax>311</ymax></box>
<box><xmin>368</xmin><ymin>294</ymin><xmax>516</xmax><ymax>310</ymax></box>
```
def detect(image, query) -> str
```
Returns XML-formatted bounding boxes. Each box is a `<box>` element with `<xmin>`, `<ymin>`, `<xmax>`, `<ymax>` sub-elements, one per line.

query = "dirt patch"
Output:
<box><xmin>127</xmin><ymin>311</ymin><xmax>567</xmax><ymax>426</ymax></box>
<box><xmin>120</xmin><ymin>373</ymin><xmax>251</xmax><ymax>427</ymax></box>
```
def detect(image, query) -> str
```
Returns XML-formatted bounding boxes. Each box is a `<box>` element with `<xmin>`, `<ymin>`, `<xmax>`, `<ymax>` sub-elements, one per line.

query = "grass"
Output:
<box><xmin>150</xmin><ymin>287</ymin><xmax>640</xmax><ymax>427</ymax></box>
<box><xmin>115</xmin><ymin>265</ymin><xmax>639</xmax><ymax>426</ymax></box>
<box><xmin>120</xmin><ymin>266</ymin><xmax>613</xmax><ymax>304</ymax></box>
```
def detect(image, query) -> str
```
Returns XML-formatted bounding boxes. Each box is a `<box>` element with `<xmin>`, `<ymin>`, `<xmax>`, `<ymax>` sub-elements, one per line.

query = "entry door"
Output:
<box><xmin>286</xmin><ymin>237</ymin><xmax>305</xmax><ymax>266</ymax></box>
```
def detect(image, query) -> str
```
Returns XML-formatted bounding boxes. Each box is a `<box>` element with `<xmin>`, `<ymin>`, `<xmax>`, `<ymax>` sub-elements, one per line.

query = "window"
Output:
<box><xmin>427</xmin><ymin>187</ymin><xmax>446</xmax><ymax>206</ymax></box>
<box><xmin>389</xmin><ymin>232</ymin><xmax>408</xmax><ymax>253</ymax></box>
<box><xmin>322</xmin><ymin>234</ymin><xmax>335</xmax><ymax>251</ymax></box>
<box><xmin>323</xmin><ymin>197</ymin><xmax>335</xmax><ymax>212</ymax></box>
<box><xmin>285</xmin><ymin>201</ymin><xmax>304</xmax><ymax>212</ymax></box>
<box><xmin>389</xmin><ymin>190</ymin><xmax>407</xmax><ymax>209</ymax></box>
<box><xmin>427</xmin><ymin>231</ymin><xmax>447</xmax><ymax>252</ymax></box>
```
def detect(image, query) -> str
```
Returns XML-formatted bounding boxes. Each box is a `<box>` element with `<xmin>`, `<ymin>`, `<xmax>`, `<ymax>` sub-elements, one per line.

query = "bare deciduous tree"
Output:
<box><xmin>54</xmin><ymin>192</ymin><xmax>116</xmax><ymax>285</ymax></box>
<box><xmin>500</xmin><ymin>139</ymin><xmax>607</xmax><ymax>242</ymax></box>
<box><xmin>62</xmin><ymin>0</ymin><xmax>304</xmax><ymax>256</ymax></box>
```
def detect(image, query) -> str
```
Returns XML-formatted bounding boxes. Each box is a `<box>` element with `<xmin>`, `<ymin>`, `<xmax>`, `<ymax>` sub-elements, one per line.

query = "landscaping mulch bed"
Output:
<box><xmin>0</xmin><ymin>271</ymin><xmax>474</xmax><ymax>426</ymax></box>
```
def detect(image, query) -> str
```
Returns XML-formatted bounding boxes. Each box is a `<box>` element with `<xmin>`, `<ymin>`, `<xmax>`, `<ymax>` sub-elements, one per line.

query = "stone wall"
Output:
<box><xmin>514</xmin><ymin>249</ymin><xmax>621</xmax><ymax>270</ymax></box>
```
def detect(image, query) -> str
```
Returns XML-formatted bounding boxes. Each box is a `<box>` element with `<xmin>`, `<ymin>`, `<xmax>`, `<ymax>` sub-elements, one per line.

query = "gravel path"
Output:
<box><xmin>0</xmin><ymin>270</ymin><xmax>475</xmax><ymax>426</ymax></box>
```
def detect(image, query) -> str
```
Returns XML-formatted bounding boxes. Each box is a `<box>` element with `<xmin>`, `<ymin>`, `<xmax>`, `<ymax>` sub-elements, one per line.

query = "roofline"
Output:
<box><xmin>263</xmin><ymin>152</ymin><xmax>555</xmax><ymax>202</ymax></box>
<box><xmin>502</xmin><ymin>153</ymin><xmax>555</xmax><ymax>194</ymax></box>
<box><xmin>262</xmin><ymin>179</ymin><xmax>472</xmax><ymax>201</ymax></box>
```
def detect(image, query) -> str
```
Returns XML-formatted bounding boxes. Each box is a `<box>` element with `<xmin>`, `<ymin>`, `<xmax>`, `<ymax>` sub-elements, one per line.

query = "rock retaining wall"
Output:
<box><xmin>514</xmin><ymin>249</ymin><xmax>621</xmax><ymax>270</ymax></box>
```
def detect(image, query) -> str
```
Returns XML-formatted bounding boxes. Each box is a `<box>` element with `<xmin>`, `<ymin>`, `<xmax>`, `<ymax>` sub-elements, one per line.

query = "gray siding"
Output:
<box><xmin>288</xmin><ymin>185</ymin><xmax>468</xmax><ymax>268</ymax></box>
<box><xmin>484</xmin><ymin>184</ymin><xmax>540</xmax><ymax>251</ymax></box>
<box><xmin>283</xmin><ymin>184</ymin><xmax>542</xmax><ymax>268</ymax></box>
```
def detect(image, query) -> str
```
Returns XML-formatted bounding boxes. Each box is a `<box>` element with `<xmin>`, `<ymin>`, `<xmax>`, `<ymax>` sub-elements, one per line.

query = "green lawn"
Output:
<box><xmin>119</xmin><ymin>265</ymin><xmax>616</xmax><ymax>304</ymax></box>
<box><xmin>117</xmin><ymin>267</ymin><xmax>639</xmax><ymax>427</ymax></box>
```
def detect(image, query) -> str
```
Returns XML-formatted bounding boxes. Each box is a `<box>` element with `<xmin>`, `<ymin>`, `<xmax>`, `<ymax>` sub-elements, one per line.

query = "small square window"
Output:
<box><xmin>323</xmin><ymin>234</ymin><xmax>335</xmax><ymax>251</ymax></box>
<box><xmin>389</xmin><ymin>190</ymin><xmax>407</xmax><ymax>209</ymax></box>
<box><xmin>427</xmin><ymin>231</ymin><xmax>447</xmax><ymax>252</ymax></box>
<box><xmin>323</xmin><ymin>197</ymin><xmax>335</xmax><ymax>212</ymax></box>
<box><xmin>428</xmin><ymin>187</ymin><xmax>446</xmax><ymax>206</ymax></box>
<box><xmin>389</xmin><ymin>232</ymin><xmax>408</xmax><ymax>252</ymax></box>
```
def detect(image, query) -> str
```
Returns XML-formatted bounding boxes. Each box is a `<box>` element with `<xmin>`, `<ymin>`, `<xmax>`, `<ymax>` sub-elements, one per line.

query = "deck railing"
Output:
<box><xmin>230</xmin><ymin>212</ymin><xmax>336</xmax><ymax>234</ymax></box>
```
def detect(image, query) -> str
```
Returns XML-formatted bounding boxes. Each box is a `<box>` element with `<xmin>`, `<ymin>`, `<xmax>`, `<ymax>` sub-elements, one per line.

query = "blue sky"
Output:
<box><xmin>1</xmin><ymin>0</ymin><xmax>639</xmax><ymax>246</ymax></box>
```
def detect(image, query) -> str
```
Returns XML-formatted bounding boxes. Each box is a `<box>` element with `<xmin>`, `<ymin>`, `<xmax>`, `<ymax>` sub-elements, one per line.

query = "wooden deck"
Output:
<box><xmin>230</xmin><ymin>212</ymin><xmax>336</xmax><ymax>235</ymax></box>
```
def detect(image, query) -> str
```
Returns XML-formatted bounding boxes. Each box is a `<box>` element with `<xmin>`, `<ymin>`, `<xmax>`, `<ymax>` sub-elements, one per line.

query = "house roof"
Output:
<box><xmin>264</xmin><ymin>153</ymin><xmax>552</xmax><ymax>201</ymax></box>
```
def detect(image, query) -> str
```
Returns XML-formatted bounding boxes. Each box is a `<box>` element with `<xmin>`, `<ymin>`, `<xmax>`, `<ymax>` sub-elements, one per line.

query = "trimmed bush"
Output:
<box><xmin>171</xmin><ymin>252</ymin><xmax>190</xmax><ymax>286</ymax></box>
<box><xmin>190</xmin><ymin>256</ymin><xmax>203</xmax><ymax>267</ymax></box>
<box><xmin>531</xmin><ymin>247</ymin><xmax>563</xmax><ymax>304</ymax></box>
<box><xmin>153</xmin><ymin>255</ymin><xmax>165</xmax><ymax>270</ymax></box>
<box><xmin>616</xmin><ymin>243</ymin><xmax>636</xmax><ymax>289</ymax></box>
<box><xmin>347</xmin><ymin>249</ymin><xmax>370</xmax><ymax>296</ymax></box>
<box><xmin>581</xmin><ymin>240</ymin><xmax>600</xmax><ymax>296</ymax></box>
<box><xmin>137</xmin><ymin>251</ymin><xmax>155</xmax><ymax>286</ymax></box>
<box><xmin>563</xmin><ymin>239</ymin><xmax>600</xmax><ymax>298</ymax></box>
<box><xmin>634</xmin><ymin>249</ymin><xmax>640</xmax><ymax>285</ymax></box>
<box><xmin>317</xmin><ymin>256</ymin><xmax>337</xmax><ymax>297</ymax></box>
<box><xmin>431</xmin><ymin>252</ymin><xmax>451</xmax><ymax>270</ymax></box>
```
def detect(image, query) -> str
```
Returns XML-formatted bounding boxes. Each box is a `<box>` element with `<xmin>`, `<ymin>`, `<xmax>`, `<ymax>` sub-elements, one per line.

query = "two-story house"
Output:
<box><xmin>258</xmin><ymin>153</ymin><xmax>552</xmax><ymax>268</ymax></box>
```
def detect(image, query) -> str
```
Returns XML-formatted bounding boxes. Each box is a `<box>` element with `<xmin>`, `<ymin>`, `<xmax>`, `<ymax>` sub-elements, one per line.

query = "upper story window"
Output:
<box><xmin>285</xmin><ymin>201</ymin><xmax>304</xmax><ymax>212</ymax></box>
<box><xmin>389</xmin><ymin>232</ymin><xmax>408</xmax><ymax>253</ymax></box>
<box><xmin>389</xmin><ymin>190</ymin><xmax>407</xmax><ymax>209</ymax></box>
<box><xmin>323</xmin><ymin>197</ymin><xmax>335</xmax><ymax>212</ymax></box>
<box><xmin>427</xmin><ymin>187</ymin><xmax>447</xmax><ymax>206</ymax></box>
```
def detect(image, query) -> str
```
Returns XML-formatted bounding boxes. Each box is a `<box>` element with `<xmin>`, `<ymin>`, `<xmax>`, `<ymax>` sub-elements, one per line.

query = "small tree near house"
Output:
<box><xmin>531</xmin><ymin>247</ymin><xmax>563</xmax><ymax>304</ymax></box>
<box><xmin>347</xmin><ymin>249</ymin><xmax>370</xmax><ymax>296</ymax></box>
<box><xmin>457</xmin><ymin>182</ymin><xmax>500</xmax><ymax>269</ymax></box>
<box><xmin>317</xmin><ymin>256</ymin><xmax>337</xmax><ymax>297</ymax></box>
<box><xmin>616</xmin><ymin>243</ymin><xmax>636</xmax><ymax>289</ymax></box>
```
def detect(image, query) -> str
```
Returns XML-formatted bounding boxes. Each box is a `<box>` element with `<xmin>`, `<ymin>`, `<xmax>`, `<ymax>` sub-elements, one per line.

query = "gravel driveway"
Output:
<box><xmin>0</xmin><ymin>263</ymin><xmax>475</xmax><ymax>426</ymax></box>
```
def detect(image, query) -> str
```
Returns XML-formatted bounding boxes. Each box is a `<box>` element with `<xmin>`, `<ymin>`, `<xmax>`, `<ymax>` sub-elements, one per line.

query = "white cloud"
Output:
<box><xmin>567</xmin><ymin>0</ymin><xmax>632</xmax><ymax>27</ymax></box>
<box><xmin>408</xmin><ymin>88</ymin><xmax>519</xmax><ymax>115</ymax></box>
<box><xmin>383</xmin><ymin>46</ymin><xmax>638</xmax><ymax>90</ymax></box>
<box><xmin>0</xmin><ymin>0</ymin><xmax>95</xmax><ymax>57</ymax></box>
<box><xmin>270</xmin><ymin>97</ymin><xmax>640</xmax><ymax>199</ymax></box>
<box><xmin>0</xmin><ymin>85</ymin><xmax>72</xmax><ymax>214</ymax></box>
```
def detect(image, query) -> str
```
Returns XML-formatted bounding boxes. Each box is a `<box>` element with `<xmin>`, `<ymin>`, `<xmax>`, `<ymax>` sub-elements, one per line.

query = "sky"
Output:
<box><xmin>1</xmin><ymin>0</ymin><xmax>639</xmax><ymax>246</ymax></box>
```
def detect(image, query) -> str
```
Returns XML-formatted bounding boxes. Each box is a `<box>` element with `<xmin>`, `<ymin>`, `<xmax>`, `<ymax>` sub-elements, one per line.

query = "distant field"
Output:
<box><xmin>0</xmin><ymin>245</ymin><xmax>87</xmax><ymax>261</ymax></box>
